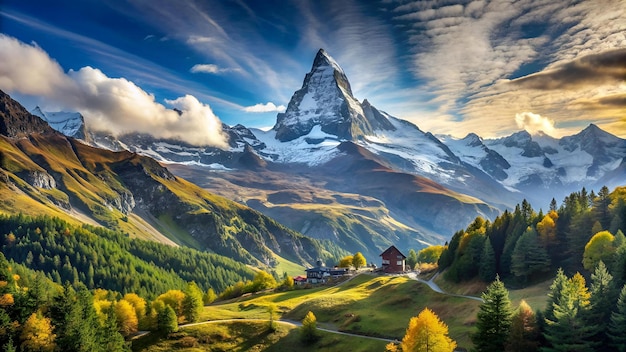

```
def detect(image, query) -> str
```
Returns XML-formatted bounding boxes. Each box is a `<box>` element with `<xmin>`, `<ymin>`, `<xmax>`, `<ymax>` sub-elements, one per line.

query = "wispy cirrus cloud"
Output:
<box><xmin>190</xmin><ymin>64</ymin><xmax>240</xmax><ymax>74</ymax></box>
<box><xmin>388</xmin><ymin>0</ymin><xmax>626</xmax><ymax>138</ymax></box>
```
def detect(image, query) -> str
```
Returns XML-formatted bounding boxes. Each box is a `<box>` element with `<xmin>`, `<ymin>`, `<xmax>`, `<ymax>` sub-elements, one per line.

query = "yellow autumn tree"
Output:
<box><xmin>123</xmin><ymin>293</ymin><xmax>147</xmax><ymax>323</ymax></box>
<box><xmin>114</xmin><ymin>299</ymin><xmax>139</xmax><ymax>337</ymax></box>
<box><xmin>338</xmin><ymin>255</ymin><xmax>354</xmax><ymax>268</ymax></box>
<box><xmin>401</xmin><ymin>308</ymin><xmax>456</xmax><ymax>352</ymax></box>
<box><xmin>537</xmin><ymin>211</ymin><xmax>558</xmax><ymax>248</ymax></box>
<box><xmin>20</xmin><ymin>312</ymin><xmax>56</xmax><ymax>352</ymax></box>
<box><xmin>154</xmin><ymin>289</ymin><xmax>186</xmax><ymax>321</ymax></box>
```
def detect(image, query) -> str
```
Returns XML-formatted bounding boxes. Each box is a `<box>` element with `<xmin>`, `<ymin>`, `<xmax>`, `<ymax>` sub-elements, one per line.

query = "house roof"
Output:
<box><xmin>306</xmin><ymin>266</ymin><xmax>329</xmax><ymax>273</ymax></box>
<box><xmin>379</xmin><ymin>245</ymin><xmax>406</xmax><ymax>259</ymax></box>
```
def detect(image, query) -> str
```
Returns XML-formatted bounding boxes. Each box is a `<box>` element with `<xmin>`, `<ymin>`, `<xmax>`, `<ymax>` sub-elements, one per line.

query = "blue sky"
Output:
<box><xmin>1</xmin><ymin>0</ymin><xmax>625</xmax><ymax>146</ymax></box>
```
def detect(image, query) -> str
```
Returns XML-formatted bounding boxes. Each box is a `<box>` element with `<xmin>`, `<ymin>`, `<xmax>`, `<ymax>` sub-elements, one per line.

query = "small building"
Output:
<box><xmin>305</xmin><ymin>261</ymin><xmax>350</xmax><ymax>284</ymax></box>
<box><xmin>380</xmin><ymin>245</ymin><xmax>406</xmax><ymax>273</ymax></box>
<box><xmin>293</xmin><ymin>275</ymin><xmax>307</xmax><ymax>286</ymax></box>
<box><xmin>305</xmin><ymin>260</ymin><xmax>330</xmax><ymax>284</ymax></box>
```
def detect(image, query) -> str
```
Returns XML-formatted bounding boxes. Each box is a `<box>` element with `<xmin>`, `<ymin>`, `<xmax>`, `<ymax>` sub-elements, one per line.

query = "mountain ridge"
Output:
<box><xmin>0</xmin><ymin>89</ymin><xmax>345</xmax><ymax>267</ymax></box>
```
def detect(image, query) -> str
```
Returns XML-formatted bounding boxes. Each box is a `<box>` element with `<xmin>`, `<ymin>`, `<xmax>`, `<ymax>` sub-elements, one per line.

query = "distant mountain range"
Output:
<box><xmin>22</xmin><ymin>49</ymin><xmax>626</xmax><ymax>261</ymax></box>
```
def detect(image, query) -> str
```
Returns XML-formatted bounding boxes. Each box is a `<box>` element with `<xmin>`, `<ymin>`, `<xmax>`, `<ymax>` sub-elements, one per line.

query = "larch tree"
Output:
<box><xmin>20</xmin><ymin>312</ymin><xmax>56</xmax><ymax>352</ymax></box>
<box><xmin>352</xmin><ymin>252</ymin><xmax>366</xmax><ymax>270</ymax></box>
<box><xmin>203</xmin><ymin>287</ymin><xmax>217</xmax><ymax>305</ymax></box>
<box><xmin>114</xmin><ymin>299</ymin><xmax>138</xmax><ymax>337</ymax></box>
<box><xmin>300</xmin><ymin>311</ymin><xmax>318</xmax><ymax>343</ymax></box>
<box><xmin>338</xmin><ymin>255</ymin><xmax>353</xmax><ymax>268</ymax></box>
<box><xmin>609</xmin><ymin>284</ymin><xmax>626</xmax><ymax>351</ymax></box>
<box><xmin>505</xmin><ymin>300</ymin><xmax>539</xmax><ymax>352</ymax></box>
<box><xmin>471</xmin><ymin>276</ymin><xmax>513</xmax><ymax>352</ymax></box>
<box><xmin>182</xmin><ymin>282</ymin><xmax>204</xmax><ymax>323</ymax></box>
<box><xmin>401</xmin><ymin>307</ymin><xmax>456</xmax><ymax>352</ymax></box>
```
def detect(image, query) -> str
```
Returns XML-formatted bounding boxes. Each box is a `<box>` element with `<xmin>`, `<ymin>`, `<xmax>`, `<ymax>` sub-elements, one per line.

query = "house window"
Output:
<box><xmin>397</xmin><ymin>255</ymin><xmax>403</xmax><ymax>259</ymax></box>
<box><xmin>382</xmin><ymin>259</ymin><xmax>390</xmax><ymax>265</ymax></box>
<box><xmin>396</xmin><ymin>261</ymin><xmax>402</xmax><ymax>265</ymax></box>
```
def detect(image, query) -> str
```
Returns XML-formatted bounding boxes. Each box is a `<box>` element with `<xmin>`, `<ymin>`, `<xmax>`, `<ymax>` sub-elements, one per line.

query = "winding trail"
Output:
<box><xmin>133</xmin><ymin>272</ymin><xmax>482</xmax><ymax>343</ymax></box>
<box><xmin>406</xmin><ymin>272</ymin><xmax>483</xmax><ymax>302</ymax></box>
<box><xmin>179</xmin><ymin>318</ymin><xmax>396</xmax><ymax>343</ymax></box>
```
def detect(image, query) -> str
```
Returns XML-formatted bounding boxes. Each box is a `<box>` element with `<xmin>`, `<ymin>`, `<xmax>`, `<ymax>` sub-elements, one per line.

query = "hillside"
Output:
<box><xmin>0</xmin><ymin>89</ymin><xmax>345</xmax><ymax>268</ymax></box>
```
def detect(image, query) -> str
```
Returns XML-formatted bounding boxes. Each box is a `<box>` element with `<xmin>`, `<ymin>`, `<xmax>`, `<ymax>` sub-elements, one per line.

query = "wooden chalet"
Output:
<box><xmin>380</xmin><ymin>245</ymin><xmax>406</xmax><ymax>273</ymax></box>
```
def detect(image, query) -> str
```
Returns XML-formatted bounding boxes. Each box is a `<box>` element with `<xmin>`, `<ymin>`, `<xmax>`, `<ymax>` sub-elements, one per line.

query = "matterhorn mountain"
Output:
<box><xmin>273</xmin><ymin>49</ymin><xmax>395</xmax><ymax>142</ymax></box>
<box><xmin>31</xmin><ymin>49</ymin><xmax>626</xmax><ymax>260</ymax></box>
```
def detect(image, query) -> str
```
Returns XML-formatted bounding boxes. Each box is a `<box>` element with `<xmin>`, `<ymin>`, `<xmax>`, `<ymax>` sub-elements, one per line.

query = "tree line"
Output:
<box><xmin>1</xmin><ymin>213</ymin><xmax>254</xmax><ymax>297</ymax></box>
<box><xmin>437</xmin><ymin>186</ymin><xmax>626</xmax><ymax>286</ymax></box>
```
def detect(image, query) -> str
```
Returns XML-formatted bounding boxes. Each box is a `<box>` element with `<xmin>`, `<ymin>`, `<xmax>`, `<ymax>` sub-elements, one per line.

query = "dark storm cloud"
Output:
<box><xmin>512</xmin><ymin>48</ymin><xmax>626</xmax><ymax>90</ymax></box>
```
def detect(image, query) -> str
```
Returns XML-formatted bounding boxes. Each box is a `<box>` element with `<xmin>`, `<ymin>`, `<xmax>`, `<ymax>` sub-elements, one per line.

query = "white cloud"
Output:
<box><xmin>515</xmin><ymin>112</ymin><xmax>556</xmax><ymax>136</ymax></box>
<box><xmin>0</xmin><ymin>35</ymin><xmax>74</xmax><ymax>97</ymax></box>
<box><xmin>243</xmin><ymin>102</ymin><xmax>286</xmax><ymax>113</ymax></box>
<box><xmin>190</xmin><ymin>64</ymin><xmax>239</xmax><ymax>74</ymax></box>
<box><xmin>0</xmin><ymin>34</ymin><xmax>228</xmax><ymax>148</ymax></box>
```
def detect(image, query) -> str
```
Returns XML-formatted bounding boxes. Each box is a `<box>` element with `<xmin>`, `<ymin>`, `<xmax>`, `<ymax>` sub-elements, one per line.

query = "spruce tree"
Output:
<box><xmin>471</xmin><ymin>276</ymin><xmax>513</xmax><ymax>352</ymax></box>
<box><xmin>608</xmin><ymin>284</ymin><xmax>626</xmax><ymax>351</ymax></box>
<box><xmin>511</xmin><ymin>227</ymin><xmax>550</xmax><ymax>283</ymax></box>
<box><xmin>585</xmin><ymin>261</ymin><xmax>617</xmax><ymax>348</ymax></box>
<box><xmin>102</xmin><ymin>305</ymin><xmax>129</xmax><ymax>352</ymax></box>
<box><xmin>479</xmin><ymin>238</ymin><xmax>496</xmax><ymax>282</ymax></box>
<box><xmin>543</xmin><ymin>273</ymin><xmax>595</xmax><ymax>352</ymax></box>
<box><xmin>544</xmin><ymin>269</ymin><xmax>567</xmax><ymax>322</ymax></box>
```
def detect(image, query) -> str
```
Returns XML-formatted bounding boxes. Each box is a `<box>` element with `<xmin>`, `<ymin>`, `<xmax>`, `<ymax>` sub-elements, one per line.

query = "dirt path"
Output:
<box><xmin>179</xmin><ymin>318</ymin><xmax>397</xmax><ymax>343</ymax></box>
<box><xmin>406</xmin><ymin>272</ymin><xmax>483</xmax><ymax>302</ymax></box>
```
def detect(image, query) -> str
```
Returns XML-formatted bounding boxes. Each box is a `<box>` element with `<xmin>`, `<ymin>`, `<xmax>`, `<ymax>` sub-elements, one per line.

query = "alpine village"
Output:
<box><xmin>1</xmin><ymin>1</ymin><xmax>626</xmax><ymax>351</ymax></box>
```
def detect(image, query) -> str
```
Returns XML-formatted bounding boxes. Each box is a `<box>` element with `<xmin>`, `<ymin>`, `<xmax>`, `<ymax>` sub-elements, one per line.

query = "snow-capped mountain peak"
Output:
<box><xmin>273</xmin><ymin>49</ymin><xmax>394</xmax><ymax>142</ymax></box>
<box><xmin>31</xmin><ymin>107</ymin><xmax>86</xmax><ymax>139</ymax></box>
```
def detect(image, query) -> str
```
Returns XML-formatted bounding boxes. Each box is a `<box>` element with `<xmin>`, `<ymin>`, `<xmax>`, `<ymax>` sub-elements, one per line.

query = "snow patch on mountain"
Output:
<box><xmin>252</xmin><ymin>125</ymin><xmax>342</xmax><ymax>165</ymax></box>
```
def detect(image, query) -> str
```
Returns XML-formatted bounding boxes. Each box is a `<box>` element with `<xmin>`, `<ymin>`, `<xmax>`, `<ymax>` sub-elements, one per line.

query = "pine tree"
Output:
<box><xmin>511</xmin><ymin>227</ymin><xmax>550</xmax><ymax>282</ymax></box>
<box><xmin>479</xmin><ymin>238</ymin><xmax>496</xmax><ymax>282</ymax></box>
<box><xmin>608</xmin><ymin>284</ymin><xmax>626</xmax><ymax>351</ymax></box>
<box><xmin>471</xmin><ymin>276</ymin><xmax>513</xmax><ymax>351</ymax></box>
<box><xmin>401</xmin><ymin>308</ymin><xmax>456</xmax><ymax>352</ymax></box>
<box><xmin>505</xmin><ymin>300</ymin><xmax>539</xmax><ymax>352</ymax></box>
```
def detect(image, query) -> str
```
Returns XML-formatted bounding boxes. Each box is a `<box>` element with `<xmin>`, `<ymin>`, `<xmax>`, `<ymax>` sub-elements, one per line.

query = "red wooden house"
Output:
<box><xmin>380</xmin><ymin>245</ymin><xmax>406</xmax><ymax>273</ymax></box>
